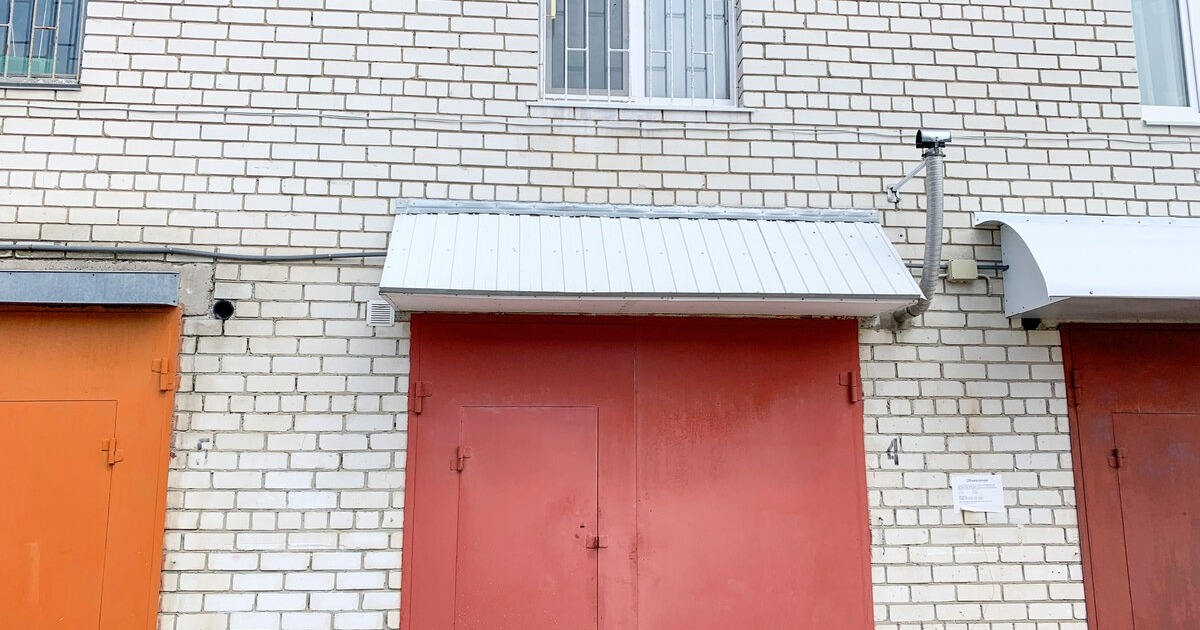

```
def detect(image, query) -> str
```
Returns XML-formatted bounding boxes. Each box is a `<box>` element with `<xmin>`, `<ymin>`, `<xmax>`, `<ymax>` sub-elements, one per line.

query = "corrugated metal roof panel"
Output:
<box><xmin>976</xmin><ymin>212</ymin><xmax>1200</xmax><ymax>322</ymax></box>
<box><xmin>381</xmin><ymin>202</ymin><xmax>921</xmax><ymax>317</ymax></box>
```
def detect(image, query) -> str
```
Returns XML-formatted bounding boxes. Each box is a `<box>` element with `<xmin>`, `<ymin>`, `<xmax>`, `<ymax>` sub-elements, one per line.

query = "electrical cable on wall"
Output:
<box><xmin>0</xmin><ymin>242</ymin><xmax>388</xmax><ymax>263</ymax></box>
<box><xmin>1</xmin><ymin>101</ymin><xmax>1196</xmax><ymax>149</ymax></box>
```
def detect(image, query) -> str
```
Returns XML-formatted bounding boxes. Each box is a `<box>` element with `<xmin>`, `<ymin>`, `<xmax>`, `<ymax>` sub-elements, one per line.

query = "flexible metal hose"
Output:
<box><xmin>890</xmin><ymin>148</ymin><xmax>944</xmax><ymax>325</ymax></box>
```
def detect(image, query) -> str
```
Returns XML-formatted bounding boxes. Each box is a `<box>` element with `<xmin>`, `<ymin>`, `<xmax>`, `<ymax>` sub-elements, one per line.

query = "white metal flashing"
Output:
<box><xmin>381</xmin><ymin>204</ymin><xmax>921</xmax><ymax>317</ymax></box>
<box><xmin>975</xmin><ymin>212</ymin><xmax>1200</xmax><ymax>322</ymax></box>
<box><xmin>396</xmin><ymin>199</ymin><xmax>880</xmax><ymax>222</ymax></box>
<box><xmin>0</xmin><ymin>270</ymin><xmax>179</xmax><ymax>306</ymax></box>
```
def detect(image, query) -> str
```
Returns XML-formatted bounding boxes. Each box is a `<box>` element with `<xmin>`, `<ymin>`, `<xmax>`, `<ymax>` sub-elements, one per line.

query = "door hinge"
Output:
<box><xmin>452</xmin><ymin>445</ymin><xmax>473</xmax><ymax>472</ymax></box>
<box><xmin>839</xmin><ymin>371</ymin><xmax>863</xmax><ymax>403</ymax></box>
<box><xmin>1067</xmin><ymin>370</ymin><xmax>1082</xmax><ymax>407</ymax></box>
<box><xmin>152</xmin><ymin>358</ymin><xmax>179</xmax><ymax>392</ymax></box>
<box><xmin>1108</xmin><ymin>447</ymin><xmax>1126</xmax><ymax>469</ymax></box>
<box><xmin>409</xmin><ymin>380</ymin><xmax>431</xmax><ymax>415</ymax></box>
<box><xmin>101</xmin><ymin>438</ymin><xmax>124</xmax><ymax>466</ymax></box>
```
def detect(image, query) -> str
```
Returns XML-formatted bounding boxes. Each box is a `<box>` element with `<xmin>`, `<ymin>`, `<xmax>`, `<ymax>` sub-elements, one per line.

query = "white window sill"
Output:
<box><xmin>530</xmin><ymin>99</ymin><xmax>752</xmax><ymax>114</ymax></box>
<box><xmin>1140</xmin><ymin>105</ymin><xmax>1200</xmax><ymax>126</ymax></box>
<box><xmin>0</xmin><ymin>79</ymin><xmax>81</xmax><ymax>90</ymax></box>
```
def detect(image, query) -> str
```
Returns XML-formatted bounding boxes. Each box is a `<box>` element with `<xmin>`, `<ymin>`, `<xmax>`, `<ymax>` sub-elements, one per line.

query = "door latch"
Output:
<box><xmin>585</xmin><ymin>535</ymin><xmax>609</xmax><ymax>549</ymax></box>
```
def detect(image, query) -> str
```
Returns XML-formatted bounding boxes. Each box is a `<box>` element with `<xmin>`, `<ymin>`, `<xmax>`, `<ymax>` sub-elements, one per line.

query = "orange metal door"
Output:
<box><xmin>403</xmin><ymin>315</ymin><xmax>872</xmax><ymax>630</ymax></box>
<box><xmin>0</xmin><ymin>309</ymin><xmax>180</xmax><ymax>630</ymax></box>
<box><xmin>1064</xmin><ymin>325</ymin><xmax>1200</xmax><ymax>630</ymax></box>
<box><xmin>453</xmin><ymin>407</ymin><xmax>600</xmax><ymax>630</ymax></box>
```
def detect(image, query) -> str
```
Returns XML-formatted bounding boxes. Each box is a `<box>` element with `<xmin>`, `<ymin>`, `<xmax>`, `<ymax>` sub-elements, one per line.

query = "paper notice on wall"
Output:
<box><xmin>950</xmin><ymin>474</ymin><xmax>1006</xmax><ymax>513</ymax></box>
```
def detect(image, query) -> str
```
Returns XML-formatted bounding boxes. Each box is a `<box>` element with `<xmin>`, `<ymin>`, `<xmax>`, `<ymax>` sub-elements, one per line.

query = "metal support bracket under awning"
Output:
<box><xmin>975</xmin><ymin>212</ymin><xmax>1200</xmax><ymax>322</ymax></box>
<box><xmin>379</xmin><ymin>201</ymin><xmax>921</xmax><ymax>317</ymax></box>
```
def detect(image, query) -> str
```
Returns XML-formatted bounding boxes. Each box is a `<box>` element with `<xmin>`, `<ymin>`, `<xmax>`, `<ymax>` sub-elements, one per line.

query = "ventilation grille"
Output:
<box><xmin>366</xmin><ymin>300</ymin><xmax>396</xmax><ymax>327</ymax></box>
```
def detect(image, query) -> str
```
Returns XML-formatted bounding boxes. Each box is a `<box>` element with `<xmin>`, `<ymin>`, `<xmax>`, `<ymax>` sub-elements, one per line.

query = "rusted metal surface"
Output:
<box><xmin>403</xmin><ymin>314</ymin><xmax>872</xmax><ymax>630</ymax></box>
<box><xmin>1064</xmin><ymin>325</ymin><xmax>1200</xmax><ymax>630</ymax></box>
<box><xmin>1113</xmin><ymin>413</ymin><xmax>1200</xmax><ymax>629</ymax></box>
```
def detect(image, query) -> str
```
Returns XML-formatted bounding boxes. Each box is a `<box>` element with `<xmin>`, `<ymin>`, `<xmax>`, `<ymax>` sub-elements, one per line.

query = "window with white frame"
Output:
<box><xmin>0</xmin><ymin>0</ymin><xmax>85</xmax><ymax>85</ymax></box>
<box><xmin>543</xmin><ymin>0</ymin><xmax>734</xmax><ymax>105</ymax></box>
<box><xmin>1130</xmin><ymin>0</ymin><xmax>1200</xmax><ymax>123</ymax></box>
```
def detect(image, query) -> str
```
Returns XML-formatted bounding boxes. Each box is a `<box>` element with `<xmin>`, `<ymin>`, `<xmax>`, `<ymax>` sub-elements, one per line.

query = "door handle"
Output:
<box><xmin>585</xmin><ymin>535</ymin><xmax>608</xmax><ymax>549</ymax></box>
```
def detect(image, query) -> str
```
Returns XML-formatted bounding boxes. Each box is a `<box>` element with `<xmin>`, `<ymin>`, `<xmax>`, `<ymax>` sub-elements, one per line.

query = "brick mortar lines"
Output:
<box><xmin>1</xmin><ymin>0</ymin><xmax>1188</xmax><ymax>627</ymax></box>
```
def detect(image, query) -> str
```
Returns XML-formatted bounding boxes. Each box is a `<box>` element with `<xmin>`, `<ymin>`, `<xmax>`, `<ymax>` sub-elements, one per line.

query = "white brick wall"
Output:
<box><xmin>2</xmin><ymin>0</ymin><xmax>1194</xmax><ymax>628</ymax></box>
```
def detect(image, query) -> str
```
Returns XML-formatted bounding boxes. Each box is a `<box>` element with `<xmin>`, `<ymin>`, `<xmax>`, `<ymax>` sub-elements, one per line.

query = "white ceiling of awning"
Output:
<box><xmin>975</xmin><ymin>212</ymin><xmax>1200</xmax><ymax>322</ymax></box>
<box><xmin>379</xmin><ymin>201</ymin><xmax>921</xmax><ymax>317</ymax></box>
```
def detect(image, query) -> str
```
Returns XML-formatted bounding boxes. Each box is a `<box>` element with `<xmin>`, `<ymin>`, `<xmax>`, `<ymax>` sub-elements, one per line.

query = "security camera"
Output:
<box><xmin>915</xmin><ymin>129</ymin><xmax>952</xmax><ymax>148</ymax></box>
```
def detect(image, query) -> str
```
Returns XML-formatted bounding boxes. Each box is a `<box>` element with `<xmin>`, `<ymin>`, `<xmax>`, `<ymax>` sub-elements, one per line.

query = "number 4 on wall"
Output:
<box><xmin>885</xmin><ymin>438</ymin><xmax>900</xmax><ymax>466</ymax></box>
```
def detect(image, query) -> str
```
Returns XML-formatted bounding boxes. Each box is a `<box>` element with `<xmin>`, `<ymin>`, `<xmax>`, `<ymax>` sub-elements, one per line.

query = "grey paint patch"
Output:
<box><xmin>0</xmin><ymin>270</ymin><xmax>180</xmax><ymax>306</ymax></box>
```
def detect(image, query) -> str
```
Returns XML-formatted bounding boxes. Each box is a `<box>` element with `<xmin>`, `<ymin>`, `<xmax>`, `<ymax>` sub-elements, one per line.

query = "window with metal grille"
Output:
<box><xmin>543</xmin><ymin>0</ymin><xmax>733</xmax><ymax>105</ymax></box>
<box><xmin>0</xmin><ymin>0</ymin><xmax>84</xmax><ymax>85</ymax></box>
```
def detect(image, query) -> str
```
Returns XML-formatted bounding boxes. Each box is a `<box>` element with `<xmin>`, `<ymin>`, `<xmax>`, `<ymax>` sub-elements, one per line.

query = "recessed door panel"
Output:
<box><xmin>402</xmin><ymin>317</ymin><xmax>635</xmax><ymax>630</ymax></box>
<box><xmin>0</xmin><ymin>401</ymin><xmax>117</xmax><ymax>629</ymax></box>
<box><xmin>1113</xmin><ymin>413</ymin><xmax>1200</xmax><ymax>629</ymax></box>
<box><xmin>454</xmin><ymin>406</ymin><xmax>600</xmax><ymax>630</ymax></box>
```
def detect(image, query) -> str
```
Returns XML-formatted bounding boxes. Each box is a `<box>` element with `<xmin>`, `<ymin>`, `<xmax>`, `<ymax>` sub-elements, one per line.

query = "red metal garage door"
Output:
<box><xmin>401</xmin><ymin>315</ymin><xmax>873</xmax><ymax>630</ymax></box>
<box><xmin>1063</xmin><ymin>325</ymin><xmax>1200</xmax><ymax>630</ymax></box>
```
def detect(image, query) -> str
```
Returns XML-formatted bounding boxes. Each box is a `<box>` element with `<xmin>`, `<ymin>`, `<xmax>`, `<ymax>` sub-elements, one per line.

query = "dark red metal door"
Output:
<box><xmin>402</xmin><ymin>315</ymin><xmax>872</xmax><ymax>630</ymax></box>
<box><xmin>1111</xmin><ymin>413</ymin><xmax>1200</xmax><ymax>629</ymax></box>
<box><xmin>1064</xmin><ymin>325</ymin><xmax>1200</xmax><ymax>630</ymax></box>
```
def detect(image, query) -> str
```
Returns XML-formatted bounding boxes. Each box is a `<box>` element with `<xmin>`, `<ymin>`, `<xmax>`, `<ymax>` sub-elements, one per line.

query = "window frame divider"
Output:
<box><xmin>629</xmin><ymin>0</ymin><xmax>646</xmax><ymax>100</ymax></box>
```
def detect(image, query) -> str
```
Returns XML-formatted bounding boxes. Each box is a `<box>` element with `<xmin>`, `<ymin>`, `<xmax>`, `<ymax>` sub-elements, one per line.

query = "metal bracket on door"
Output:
<box><xmin>152</xmin><ymin>358</ymin><xmax>179</xmax><ymax>392</ymax></box>
<box><xmin>585</xmin><ymin>535</ymin><xmax>608</xmax><ymax>549</ymax></box>
<box><xmin>1108</xmin><ymin>447</ymin><xmax>1126</xmax><ymax>469</ymax></box>
<box><xmin>410</xmin><ymin>381</ymin><xmax>432</xmax><ymax>415</ymax></box>
<box><xmin>452</xmin><ymin>445</ymin><xmax>473</xmax><ymax>472</ymax></box>
<box><xmin>101</xmin><ymin>438</ymin><xmax>124</xmax><ymax>466</ymax></box>
<box><xmin>839</xmin><ymin>371</ymin><xmax>863</xmax><ymax>403</ymax></box>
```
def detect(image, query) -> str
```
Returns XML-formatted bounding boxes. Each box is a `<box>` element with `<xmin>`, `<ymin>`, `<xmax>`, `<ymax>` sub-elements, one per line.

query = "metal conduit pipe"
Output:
<box><xmin>891</xmin><ymin>148</ymin><xmax>945</xmax><ymax>325</ymax></box>
<box><xmin>0</xmin><ymin>242</ymin><xmax>389</xmax><ymax>263</ymax></box>
<box><xmin>879</xmin><ymin>130</ymin><xmax>950</xmax><ymax>330</ymax></box>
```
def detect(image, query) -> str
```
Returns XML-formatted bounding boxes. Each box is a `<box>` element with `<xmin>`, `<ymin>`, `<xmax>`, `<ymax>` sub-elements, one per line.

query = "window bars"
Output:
<box><xmin>0</xmin><ymin>0</ymin><xmax>83</xmax><ymax>83</ymax></box>
<box><xmin>545</xmin><ymin>0</ymin><xmax>732</xmax><ymax>103</ymax></box>
<box><xmin>547</xmin><ymin>0</ymin><xmax>629</xmax><ymax>98</ymax></box>
<box><xmin>646</xmin><ymin>0</ymin><xmax>729</xmax><ymax>100</ymax></box>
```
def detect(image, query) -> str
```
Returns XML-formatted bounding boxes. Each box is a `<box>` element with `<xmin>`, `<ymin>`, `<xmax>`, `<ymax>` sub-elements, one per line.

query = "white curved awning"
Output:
<box><xmin>975</xmin><ymin>212</ymin><xmax>1200</xmax><ymax>322</ymax></box>
<box><xmin>380</xmin><ymin>201</ymin><xmax>921</xmax><ymax>317</ymax></box>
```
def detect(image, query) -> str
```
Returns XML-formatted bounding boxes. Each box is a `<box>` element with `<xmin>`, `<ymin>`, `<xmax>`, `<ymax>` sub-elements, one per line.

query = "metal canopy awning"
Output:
<box><xmin>975</xmin><ymin>212</ymin><xmax>1200</xmax><ymax>322</ymax></box>
<box><xmin>379</xmin><ymin>201</ymin><xmax>921</xmax><ymax>317</ymax></box>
